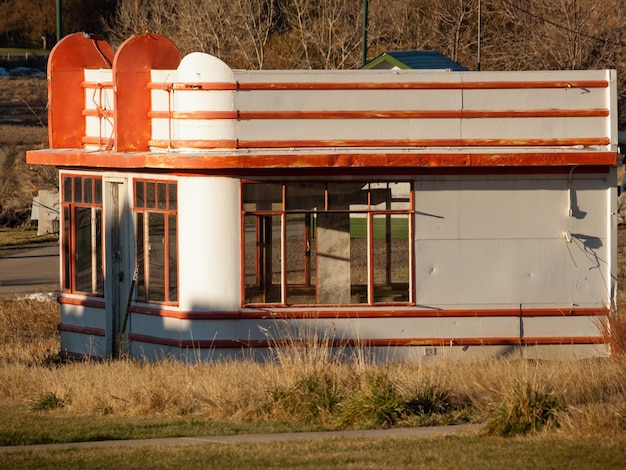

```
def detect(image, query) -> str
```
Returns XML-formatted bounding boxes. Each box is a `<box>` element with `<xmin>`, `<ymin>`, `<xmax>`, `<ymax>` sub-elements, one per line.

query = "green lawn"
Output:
<box><xmin>2</xmin><ymin>435</ymin><xmax>626</xmax><ymax>469</ymax></box>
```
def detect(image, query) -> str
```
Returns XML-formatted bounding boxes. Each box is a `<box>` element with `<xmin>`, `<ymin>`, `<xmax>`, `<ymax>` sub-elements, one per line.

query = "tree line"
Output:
<box><xmin>1</xmin><ymin>0</ymin><xmax>624</xmax><ymax>127</ymax></box>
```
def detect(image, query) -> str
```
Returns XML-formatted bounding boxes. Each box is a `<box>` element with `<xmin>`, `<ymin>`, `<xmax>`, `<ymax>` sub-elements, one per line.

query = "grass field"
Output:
<box><xmin>2</xmin><ymin>76</ymin><xmax>626</xmax><ymax>468</ymax></box>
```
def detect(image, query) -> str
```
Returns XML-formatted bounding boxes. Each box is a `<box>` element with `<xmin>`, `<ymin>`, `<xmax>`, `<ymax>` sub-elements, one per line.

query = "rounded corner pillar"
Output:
<box><xmin>113</xmin><ymin>33</ymin><xmax>181</xmax><ymax>152</ymax></box>
<box><xmin>48</xmin><ymin>32</ymin><xmax>114</xmax><ymax>149</ymax></box>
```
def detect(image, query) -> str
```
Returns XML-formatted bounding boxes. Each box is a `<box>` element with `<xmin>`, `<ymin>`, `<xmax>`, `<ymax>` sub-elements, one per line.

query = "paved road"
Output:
<box><xmin>0</xmin><ymin>424</ymin><xmax>482</xmax><ymax>453</ymax></box>
<box><xmin>0</xmin><ymin>243</ymin><xmax>60</xmax><ymax>299</ymax></box>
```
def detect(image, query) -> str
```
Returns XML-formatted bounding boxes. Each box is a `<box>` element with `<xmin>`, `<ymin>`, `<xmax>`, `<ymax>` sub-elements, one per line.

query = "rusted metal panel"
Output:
<box><xmin>112</xmin><ymin>33</ymin><xmax>181</xmax><ymax>151</ymax></box>
<box><xmin>47</xmin><ymin>33</ymin><xmax>113</xmax><ymax>149</ymax></box>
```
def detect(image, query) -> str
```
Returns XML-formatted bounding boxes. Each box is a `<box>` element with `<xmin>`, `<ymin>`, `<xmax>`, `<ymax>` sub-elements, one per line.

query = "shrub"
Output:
<box><xmin>270</xmin><ymin>371</ymin><xmax>343</xmax><ymax>425</ymax></box>
<box><xmin>337</xmin><ymin>373</ymin><xmax>405</xmax><ymax>428</ymax></box>
<box><xmin>483</xmin><ymin>382</ymin><xmax>565</xmax><ymax>436</ymax></box>
<box><xmin>32</xmin><ymin>391</ymin><xmax>70</xmax><ymax>411</ymax></box>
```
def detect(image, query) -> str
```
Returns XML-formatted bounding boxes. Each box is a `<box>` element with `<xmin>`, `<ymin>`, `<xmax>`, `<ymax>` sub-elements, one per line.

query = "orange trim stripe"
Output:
<box><xmin>129</xmin><ymin>306</ymin><xmax>609</xmax><ymax>320</ymax></box>
<box><xmin>148</xmin><ymin>110</ymin><xmax>238</xmax><ymax>120</ymax></box>
<box><xmin>239</xmin><ymin>109</ymin><xmax>609</xmax><ymax>120</ymax></box>
<box><xmin>58</xmin><ymin>296</ymin><xmax>106</xmax><ymax>309</ymax></box>
<box><xmin>149</xmin><ymin>139</ymin><xmax>238</xmax><ymax>149</ymax></box>
<box><xmin>58</xmin><ymin>323</ymin><xmax>106</xmax><ymax>337</ymax></box>
<box><xmin>81</xmin><ymin>81</ymin><xmax>114</xmax><ymax>89</ymax></box>
<box><xmin>128</xmin><ymin>334</ymin><xmax>606</xmax><ymax>349</ymax></box>
<box><xmin>146</xmin><ymin>79</ymin><xmax>609</xmax><ymax>92</ymax></box>
<box><xmin>82</xmin><ymin>109</ymin><xmax>115</xmax><ymax>118</ymax></box>
<box><xmin>238</xmin><ymin>138</ymin><xmax>610</xmax><ymax>149</ymax></box>
<box><xmin>237</xmin><ymin>80</ymin><xmax>609</xmax><ymax>91</ymax></box>
<box><xmin>148</xmin><ymin>82</ymin><xmax>238</xmax><ymax>91</ymax></box>
<box><xmin>26</xmin><ymin>149</ymin><xmax>617</xmax><ymax>169</ymax></box>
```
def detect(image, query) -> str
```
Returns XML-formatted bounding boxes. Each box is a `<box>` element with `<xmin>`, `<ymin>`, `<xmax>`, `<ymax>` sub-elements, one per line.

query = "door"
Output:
<box><xmin>106</xmin><ymin>180</ymin><xmax>131</xmax><ymax>357</ymax></box>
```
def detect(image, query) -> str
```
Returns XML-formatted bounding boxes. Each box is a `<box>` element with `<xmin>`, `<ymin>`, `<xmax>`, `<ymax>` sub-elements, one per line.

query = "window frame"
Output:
<box><xmin>133</xmin><ymin>179</ymin><xmax>179</xmax><ymax>305</ymax></box>
<box><xmin>61</xmin><ymin>174</ymin><xmax>104</xmax><ymax>296</ymax></box>
<box><xmin>241</xmin><ymin>181</ymin><xmax>414</xmax><ymax>307</ymax></box>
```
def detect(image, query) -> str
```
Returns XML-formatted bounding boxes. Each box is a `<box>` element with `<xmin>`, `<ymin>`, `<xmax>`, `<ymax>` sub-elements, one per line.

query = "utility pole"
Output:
<box><xmin>361</xmin><ymin>0</ymin><xmax>368</xmax><ymax>66</ymax></box>
<box><xmin>56</xmin><ymin>0</ymin><xmax>62</xmax><ymax>43</ymax></box>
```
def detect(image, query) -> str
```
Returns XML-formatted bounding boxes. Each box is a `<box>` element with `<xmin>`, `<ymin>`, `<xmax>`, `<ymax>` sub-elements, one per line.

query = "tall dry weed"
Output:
<box><xmin>2</xmin><ymin>297</ymin><xmax>626</xmax><ymax>435</ymax></box>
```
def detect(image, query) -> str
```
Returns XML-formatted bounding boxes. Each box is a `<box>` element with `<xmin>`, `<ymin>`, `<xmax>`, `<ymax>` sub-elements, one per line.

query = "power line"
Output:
<box><xmin>501</xmin><ymin>0</ymin><xmax>626</xmax><ymax>47</ymax></box>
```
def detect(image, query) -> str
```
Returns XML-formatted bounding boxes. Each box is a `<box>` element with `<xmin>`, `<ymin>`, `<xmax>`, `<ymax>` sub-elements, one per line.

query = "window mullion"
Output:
<box><xmin>281</xmin><ymin>185</ymin><xmax>287</xmax><ymax>305</ymax></box>
<box><xmin>91</xmin><ymin>207</ymin><xmax>97</xmax><ymax>293</ymax></box>
<box><xmin>367</xmin><ymin>212</ymin><xmax>374</xmax><ymax>305</ymax></box>
<box><xmin>144</xmin><ymin>211</ymin><xmax>150</xmax><ymax>299</ymax></box>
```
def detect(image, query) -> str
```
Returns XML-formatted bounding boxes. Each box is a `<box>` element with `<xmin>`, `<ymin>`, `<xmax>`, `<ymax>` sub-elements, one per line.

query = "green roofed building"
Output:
<box><xmin>362</xmin><ymin>51</ymin><xmax>467</xmax><ymax>71</ymax></box>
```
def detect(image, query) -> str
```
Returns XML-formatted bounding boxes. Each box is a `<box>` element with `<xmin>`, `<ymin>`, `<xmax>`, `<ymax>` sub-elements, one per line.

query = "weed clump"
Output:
<box><xmin>483</xmin><ymin>382</ymin><xmax>565</xmax><ymax>436</ymax></box>
<box><xmin>32</xmin><ymin>391</ymin><xmax>71</xmax><ymax>411</ymax></box>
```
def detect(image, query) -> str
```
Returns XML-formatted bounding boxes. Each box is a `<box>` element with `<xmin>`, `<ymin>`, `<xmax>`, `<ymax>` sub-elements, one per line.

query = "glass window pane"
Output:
<box><xmin>135</xmin><ymin>181</ymin><xmax>145</xmax><ymax>208</ymax></box>
<box><xmin>146</xmin><ymin>182</ymin><xmax>156</xmax><ymax>209</ymax></box>
<box><xmin>350</xmin><ymin>214</ymin><xmax>368</xmax><ymax>304</ymax></box>
<box><xmin>285</xmin><ymin>214</ymin><xmax>317</xmax><ymax>305</ymax></box>
<box><xmin>242</xmin><ymin>183</ymin><xmax>282</xmax><ymax>212</ymax></box>
<box><xmin>74</xmin><ymin>207</ymin><xmax>92</xmax><ymax>292</ymax></box>
<box><xmin>73</xmin><ymin>177</ymin><xmax>83</xmax><ymax>203</ymax></box>
<box><xmin>136</xmin><ymin>213</ymin><xmax>146</xmax><ymax>299</ymax></box>
<box><xmin>328</xmin><ymin>183</ymin><xmax>368</xmax><ymax>210</ymax></box>
<box><xmin>168</xmin><ymin>214</ymin><xmax>177</xmax><ymax>302</ymax></box>
<box><xmin>148</xmin><ymin>212</ymin><xmax>165</xmax><ymax>301</ymax></box>
<box><xmin>63</xmin><ymin>176</ymin><xmax>72</xmax><ymax>203</ymax></box>
<box><xmin>243</xmin><ymin>215</ymin><xmax>281</xmax><ymax>304</ymax></box>
<box><xmin>316</xmin><ymin>212</ymin><xmax>351</xmax><ymax>305</ymax></box>
<box><xmin>372</xmin><ymin>214</ymin><xmax>409</xmax><ymax>303</ymax></box>
<box><xmin>94</xmin><ymin>178</ymin><xmax>102</xmax><ymax>205</ymax></box>
<box><xmin>63</xmin><ymin>206</ymin><xmax>70</xmax><ymax>288</ymax></box>
<box><xmin>157</xmin><ymin>183</ymin><xmax>167</xmax><ymax>209</ymax></box>
<box><xmin>286</xmin><ymin>183</ymin><xmax>325</xmax><ymax>211</ymax></box>
<box><xmin>83</xmin><ymin>178</ymin><xmax>92</xmax><ymax>204</ymax></box>
<box><xmin>95</xmin><ymin>209</ymin><xmax>103</xmax><ymax>294</ymax></box>
<box><xmin>244</xmin><ymin>215</ymin><xmax>261</xmax><ymax>303</ymax></box>
<box><xmin>168</xmin><ymin>183</ymin><xmax>177</xmax><ymax>210</ymax></box>
<box><xmin>390</xmin><ymin>182</ymin><xmax>411</xmax><ymax>210</ymax></box>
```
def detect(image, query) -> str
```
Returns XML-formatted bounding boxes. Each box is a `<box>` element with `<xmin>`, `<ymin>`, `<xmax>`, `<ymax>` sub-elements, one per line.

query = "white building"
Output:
<box><xmin>27</xmin><ymin>33</ymin><xmax>619</xmax><ymax>362</ymax></box>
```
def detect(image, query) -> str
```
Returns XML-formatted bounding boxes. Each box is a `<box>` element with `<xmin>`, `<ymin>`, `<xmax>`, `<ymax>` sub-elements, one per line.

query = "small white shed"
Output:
<box><xmin>27</xmin><ymin>33</ymin><xmax>619</xmax><ymax>362</ymax></box>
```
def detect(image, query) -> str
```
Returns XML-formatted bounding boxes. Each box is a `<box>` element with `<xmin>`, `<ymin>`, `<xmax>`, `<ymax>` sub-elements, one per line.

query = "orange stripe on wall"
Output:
<box><xmin>237</xmin><ymin>80</ymin><xmax>609</xmax><ymax>91</ymax></box>
<box><xmin>58</xmin><ymin>323</ymin><xmax>106</xmax><ymax>337</ymax></box>
<box><xmin>148</xmin><ymin>82</ymin><xmax>238</xmax><ymax>91</ymax></box>
<box><xmin>129</xmin><ymin>306</ymin><xmax>609</xmax><ymax>320</ymax></box>
<box><xmin>148</xmin><ymin>139</ymin><xmax>238</xmax><ymax>149</ymax></box>
<box><xmin>26</xmin><ymin>149</ymin><xmax>617</xmax><ymax>169</ymax></box>
<box><xmin>238</xmin><ymin>109</ymin><xmax>609</xmax><ymax>120</ymax></box>
<box><xmin>148</xmin><ymin>110</ymin><xmax>238</xmax><ymax>120</ymax></box>
<box><xmin>238</xmin><ymin>138</ymin><xmax>611</xmax><ymax>149</ymax></box>
<box><xmin>128</xmin><ymin>334</ymin><xmax>605</xmax><ymax>349</ymax></box>
<box><xmin>58</xmin><ymin>296</ymin><xmax>106</xmax><ymax>309</ymax></box>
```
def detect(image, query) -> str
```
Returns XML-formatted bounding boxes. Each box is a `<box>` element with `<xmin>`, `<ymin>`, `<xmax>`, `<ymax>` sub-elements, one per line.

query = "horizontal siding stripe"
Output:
<box><xmin>58</xmin><ymin>296</ymin><xmax>106</xmax><ymax>309</ymax></box>
<box><xmin>239</xmin><ymin>109</ymin><xmax>609</xmax><ymax>120</ymax></box>
<box><xmin>149</xmin><ymin>139</ymin><xmax>238</xmax><ymax>149</ymax></box>
<box><xmin>128</xmin><ymin>334</ymin><xmax>606</xmax><ymax>349</ymax></box>
<box><xmin>81</xmin><ymin>81</ymin><xmax>114</xmax><ymax>89</ymax></box>
<box><xmin>145</xmin><ymin>80</ymin><xmax>609</xmax><ymax>93</ymax></box>
<box><xmin>237</xmin><ymin>80</ymin><xmax>609</xmax><ymax>91</ymax></box>
<box><xmin>26</xmin><ymin>150</ymin><xmax>616</xmax><ymax>169</ymax></box>
<box><xmin>61</xmin><ymin>351</ymin><xmax>106</xmax><ymax>361</ymax></box>
<box><xmin>129</xmin><ymin>306</ymin><xmax>609</xmax><ymax>320</ymax></box>
<box><xmin>82</xmin><ymin>109</ymin><xmax>115</xmax><ymax>118</ymax></box>
<box><xmin>148</xmin><ymin>82</ymin><xmax>238</xmax><ymax>91</ymax></box>
<box><xmin>58</xmin><ymin>323</ymin><xmax>106</xmax><ymax>337</ymax></box>
<box><xmin>238</xmin><ymin>138</ymin><xmax>611</xmax><ymax>149</ymax></box>
<box><xmin>148</xmin><ymin>110</ymin><xmax>238</xmax><ymax>120</ymax></box>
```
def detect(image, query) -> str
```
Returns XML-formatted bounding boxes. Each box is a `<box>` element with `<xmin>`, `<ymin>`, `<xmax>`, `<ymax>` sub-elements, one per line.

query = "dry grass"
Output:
<box><xmin>1</xmin><ymin>297</ymin><xmax>626</xmax><ymax>437</ymax></box>
<box><xmin>1</xmin><ymin>75</ymin><xmax>626</xmax><ymax>440</ymax></box>
<box><xmin>1</xmin><ymin>230</ymin><xmax>626</xmax><ymax>437</ymax></box>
